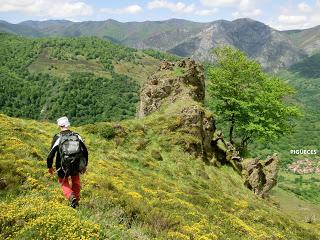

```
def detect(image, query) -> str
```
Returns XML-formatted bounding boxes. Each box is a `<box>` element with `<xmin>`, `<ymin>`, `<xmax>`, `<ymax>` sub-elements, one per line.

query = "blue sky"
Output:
<box><xmin>0</xmin><ymin>0</ymin><xmax>319</xmax><ymax>30</ymax></box>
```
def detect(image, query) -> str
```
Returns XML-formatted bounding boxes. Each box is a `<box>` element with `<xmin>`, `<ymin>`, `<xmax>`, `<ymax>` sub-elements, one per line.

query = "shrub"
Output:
<box><xmin>99</xmin><ymin>125</ymin><xmax>116</xmax><ymax>140</ymax></box>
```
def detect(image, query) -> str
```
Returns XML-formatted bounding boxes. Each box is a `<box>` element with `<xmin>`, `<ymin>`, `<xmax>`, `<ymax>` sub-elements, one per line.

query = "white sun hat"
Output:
<box><xmin>57</xmin><ymin>116</ymin><xmax>70</xmax><ymax>127</ymax></box>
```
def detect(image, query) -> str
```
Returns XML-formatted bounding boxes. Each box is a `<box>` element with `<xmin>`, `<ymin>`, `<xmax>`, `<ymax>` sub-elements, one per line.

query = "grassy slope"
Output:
<box><xmin>271</xmin><ymin>186</ymin><xmax>320</xmax><ymax>222</ymax></box>
<box><xmin>1</xmin><ymin>31</ymin><xmax>320</xmax><ymax>238</ymax></box>
<box><xmin>28</xmin><ymin>48</ymin><xmax>113</xmax><ymax>79</ymax></box>
<box><xmin>277</xmin><ymin>171</ymin><xmax>320</xmax><ymax>204</ymax></box>
<box><xmin>1</xmin><ymin>109</ymin><xmax>320</xmax><ymax>239</ymax></box>
<box><xmin>28</xmin><ymin>44</ymin><xmax>160</xmax><ymax>84</ymax></box>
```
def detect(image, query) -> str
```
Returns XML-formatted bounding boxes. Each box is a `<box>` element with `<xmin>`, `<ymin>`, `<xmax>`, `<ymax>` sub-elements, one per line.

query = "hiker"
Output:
<box><xmin>47</xmin><ymin>116</ymin><xmax>88</xmax><ymax>208</ymax></box>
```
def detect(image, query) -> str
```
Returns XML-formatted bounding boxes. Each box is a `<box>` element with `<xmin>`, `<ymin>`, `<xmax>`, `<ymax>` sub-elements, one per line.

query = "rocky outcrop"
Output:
<box><xmin>139</xmin><ymin>59</ymin><xmax>279</xmax><ymax>197</ymax></box>
<box><xmin>139</xmin><ymin>58</ymin><xmax>214</xmax><ymax>161</ymax></box>
<box><xmin>138</xmin><ymin>58</ymin><xmax>205</xmax><ymax>118</ymax></box>
<box><xmin>242</xmin><ymin>155</ymin><xmax>279</xmax><ymax>198</ymax></box>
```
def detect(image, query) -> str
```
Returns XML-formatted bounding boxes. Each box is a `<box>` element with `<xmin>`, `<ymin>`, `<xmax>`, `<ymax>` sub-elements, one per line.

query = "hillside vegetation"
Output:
<box><xmin>0</xmin><ymin>33</ymin><xmax>173</xmax><ymax>125</ymax></box>
<box><xmin>2</xmin><ymin>57</ymin><xmax>320</xmax><ymax>239</ymax></box>
<box><xmin>2</xmin><ymin>110</ymin><xmax>320</xmax><ymax>239</ymax></box>
<box><xmin>247</xmin><ymin>56</ymin><xmax>320</xmax><ymax>205</ymax></box>
<box><xmin>1</xmin><ymin>30</ymin><xmax>320</xmax><ymax>238</ymax></box>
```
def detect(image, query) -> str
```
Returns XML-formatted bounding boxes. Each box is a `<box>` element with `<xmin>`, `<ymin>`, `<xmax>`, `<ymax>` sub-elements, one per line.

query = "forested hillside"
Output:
<box><xmin>0</xmin><ymin>33</ymin><xmax>175</xmax><ymax>125</ymax></box>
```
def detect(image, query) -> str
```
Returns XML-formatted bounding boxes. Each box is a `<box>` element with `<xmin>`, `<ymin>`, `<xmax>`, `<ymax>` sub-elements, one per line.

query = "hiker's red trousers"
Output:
<box><xmin>58</xmin><ymin>174</ymin><xmax>81</xmax><ymax>201</ymax></box>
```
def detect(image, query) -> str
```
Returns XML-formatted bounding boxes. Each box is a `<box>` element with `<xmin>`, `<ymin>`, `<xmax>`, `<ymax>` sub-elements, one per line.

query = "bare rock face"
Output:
<box><xmin>242</xmin><ymin>154</ymin><xmax>279</xmax><ymax>198</ymax></box>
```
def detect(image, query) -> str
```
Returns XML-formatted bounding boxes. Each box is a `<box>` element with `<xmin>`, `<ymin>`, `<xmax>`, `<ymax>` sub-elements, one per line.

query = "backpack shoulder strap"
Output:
<box><xmin>48</xmin><ymin>134</ymin><xmax>61</xmax><ymax>155</ymax></box>
<box><xmin>72</xmin><ymin>131</ymin><xmax>83</xmax><ymax>142</ymax></box>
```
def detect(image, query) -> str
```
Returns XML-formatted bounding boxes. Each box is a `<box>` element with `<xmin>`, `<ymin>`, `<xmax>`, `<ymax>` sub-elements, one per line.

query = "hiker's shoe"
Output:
<box><xmin>69</xmin><ymin>193</ymin><xmax>77</xmax><ymax>208</ymax></box>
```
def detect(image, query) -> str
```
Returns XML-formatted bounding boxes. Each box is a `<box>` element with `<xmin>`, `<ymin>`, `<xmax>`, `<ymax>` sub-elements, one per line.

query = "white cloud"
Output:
<box><xmin>201</xmin><ymin>0</ymin><xmax>260</xmax><ymax>18</ymax></box>
<box><xmin>0</xmin><ymin>0</ymin><xmax>93</xmax><ymax>19</ymax></box>
<box><xmin>270</xmin><ymin>0</ymin><xmax>320</xmax><ymax>30</ymax></box>
<box><xmin>200</xmin><ymin>0</ymin><xmax>251</xmax><ymax>9</ymax></box>
<box><xmin>268</xmin><ymin>21</ymin><xmax>311</xmax><ymax>30</ymax></box>
<box><xmin>278</xmin><ymin>15</ymin><xmax>307</xmax><ymax>25</ymax></box>
<box><xmin>100</xmin><ymin>5</ymin><xmax>143</xmax><ymax>14</ymax></box>
<box><xmin>147</xmin><ymin>0</ymin><xmax>218</xmax><ymax>16</ymax></box>
<box><xmin>195</xmin><ymin>8</ymin><xmax>218</xmax><ymax>16</ymax></box>
<box><xmin>298</xmin><ymin>2</ymin><xmax>312</xmax><ymax>13</ymax></box>
<box><xmin>148</xmin><ymin>0</ymin><xmax>195</xmax><ymax>13</ymax></box>
<box><xmin>232</xmin><ymin>8</ymin><xmax>261</xmax><ymax>18</ymax></box>
<box><xmin>270</xmin><ymin>14</ymin><xmax>309</xmax><ymax>30</ymax></box>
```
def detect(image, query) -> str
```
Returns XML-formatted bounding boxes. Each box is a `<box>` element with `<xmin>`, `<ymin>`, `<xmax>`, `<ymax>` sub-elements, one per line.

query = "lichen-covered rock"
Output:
<box><xmin>139</xmin><ymin>58</ymin><xmax>215</xmax><ymax>161</ymax></box>
<box><xmin>210</xmin><ymin>131</ymin><xmax>242</xmax><ymax>172</ymax></box>
<box><xmin>159</xmin><ymin>61</ymin><xmax>174</xmax><ymax>70</ymax></box>
<box><xmin>138</xmin><ymin>58</ymin><xmax>205</xmax><ymax>118</ymax></box>
<box><xmin>261</xmin><ymin>155</ymin><xmax>279</xmax><ymax>197</ymax></box>
<box><xmin>242</xmin><ymin>154</ymin><xmax>279</xmax><ymax>198</ymax></box>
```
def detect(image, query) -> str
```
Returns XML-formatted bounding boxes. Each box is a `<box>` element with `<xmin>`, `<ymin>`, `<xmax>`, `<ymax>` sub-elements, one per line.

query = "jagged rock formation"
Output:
<box><xmin>138</xmin><ymin>59</ymin><xmax>205</xmax><ymax>118</ymax></box>
<box><xmin>138</xmin><ymin>58</ymin><xmax>213</xmax><ymax>160</ymax></box>
<box><xmin>242</xmin><ymin>155</ymin><xmax>279</xmax><ymax>198</ymax></box>
<box><xmin>139</xmin><ymin>59</ymin><xmax>279</xmax><ymax>197</ymax></box>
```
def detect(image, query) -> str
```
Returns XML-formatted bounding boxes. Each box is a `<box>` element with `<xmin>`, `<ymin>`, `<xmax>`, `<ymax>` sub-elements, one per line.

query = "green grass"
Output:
<box><xmin>173</xmin><ymin>67</ymin><xmax>185</xmax><ymax>77</ymax></box>
<box><xmin>2</xmin><ymin>32</ymin><xmax>320</xmax><ymax>239</ymax></box>
<box><xmin>1</xmin><ymin>110</ymin><xmax>320</xmax><ymax>239</ymax></box>
<box><xmin>276</xmin><ymin>171</ymin><xmax>320</xmax><ymax>204</ymax></box>
<box><xmin>113</xmin><ymin>54</ymin><xmax>160</xmax><ymax>84</ymax></box>
<box><xmin>271</xmin><ymin>186</ymin><xmax>320</xmax><ymax>223</ymax></box>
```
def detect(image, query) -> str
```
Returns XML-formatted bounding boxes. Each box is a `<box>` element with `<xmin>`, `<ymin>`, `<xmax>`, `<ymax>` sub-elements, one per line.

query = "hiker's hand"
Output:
<box><xmin>48</xmin><ymin>168</ymin><xmax>54</xmax><ymax>174</ymax></box>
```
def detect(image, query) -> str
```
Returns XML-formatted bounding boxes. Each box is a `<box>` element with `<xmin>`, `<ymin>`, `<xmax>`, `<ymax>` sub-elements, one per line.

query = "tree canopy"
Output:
<box><xmin>207</xmin><ymin>47</ymin><xmax>300</xmax><ymax>155</ymax></box>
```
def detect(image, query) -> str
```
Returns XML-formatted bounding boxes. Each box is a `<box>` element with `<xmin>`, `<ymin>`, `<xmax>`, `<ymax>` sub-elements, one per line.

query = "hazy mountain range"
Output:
<box><xmin>1</xmin><ymin>18</ymin><xmax>320</xmax><ymax>70</ymax></box>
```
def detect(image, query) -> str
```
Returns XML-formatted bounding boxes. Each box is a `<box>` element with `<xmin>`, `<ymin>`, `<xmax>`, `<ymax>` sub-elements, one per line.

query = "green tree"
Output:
<box><xmin>207</xmin><ymin>47</ymin><xmax>300</xmax><ymax>155</ymax></box>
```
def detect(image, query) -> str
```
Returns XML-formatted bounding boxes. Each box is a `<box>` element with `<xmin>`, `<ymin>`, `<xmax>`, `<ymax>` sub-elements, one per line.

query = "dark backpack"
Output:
<box><xmin>58</xmin><ymin>132</ymin><xmax>86</xmax><ymax>175</ymax></box>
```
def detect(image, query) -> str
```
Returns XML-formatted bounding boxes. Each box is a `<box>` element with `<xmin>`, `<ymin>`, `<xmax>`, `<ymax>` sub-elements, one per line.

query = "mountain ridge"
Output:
<box><xmin>1</xmin><ymin>18</ymin><xmax>320</xmax><ymax>70</ymax></box>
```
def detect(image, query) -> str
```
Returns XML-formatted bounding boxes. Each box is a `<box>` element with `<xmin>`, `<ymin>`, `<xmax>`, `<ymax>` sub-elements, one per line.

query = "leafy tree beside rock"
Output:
<box><xmin>207</xmin><ymin>47</ymin><xmax>300</xmax><ymax>155</ymax></box>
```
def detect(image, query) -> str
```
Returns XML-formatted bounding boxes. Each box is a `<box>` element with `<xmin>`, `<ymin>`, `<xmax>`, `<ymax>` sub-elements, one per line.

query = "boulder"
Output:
<box><xmin>242</xmin><ymin>154</ymin><xmax>279</xmax><ymax>198</ymax></box>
